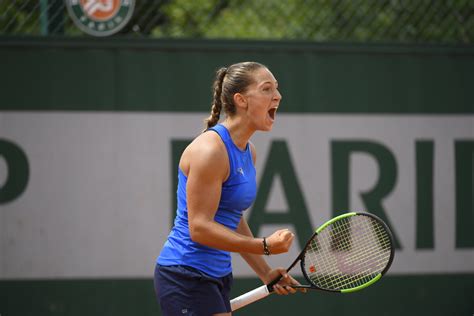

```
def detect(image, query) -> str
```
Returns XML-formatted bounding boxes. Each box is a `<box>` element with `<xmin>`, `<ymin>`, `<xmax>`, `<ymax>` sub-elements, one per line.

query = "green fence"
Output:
<box><xmin>1</xmin><ymin>0</ymin><xmax>473</xmax><ymax>43</ymax></box>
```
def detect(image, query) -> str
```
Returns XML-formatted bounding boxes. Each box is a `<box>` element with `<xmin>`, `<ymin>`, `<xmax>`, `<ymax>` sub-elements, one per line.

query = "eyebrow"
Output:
<box><xmin>260</xmin><ymin>80</ymin><xmax>278</xmax><ymax>86</ymax></box>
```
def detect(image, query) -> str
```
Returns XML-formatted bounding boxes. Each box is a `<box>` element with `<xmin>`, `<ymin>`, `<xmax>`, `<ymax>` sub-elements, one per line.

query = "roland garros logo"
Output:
<box><xmin>66</xmin><ymin>0</ymin><xmax>135</xmax><ymax>36</ymax></box>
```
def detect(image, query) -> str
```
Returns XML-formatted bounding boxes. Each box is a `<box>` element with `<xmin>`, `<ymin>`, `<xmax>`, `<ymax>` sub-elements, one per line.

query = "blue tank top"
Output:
<box><xmin>157</xmin><ymin>124</ymin><xmax>257</xmax><ymax>277</ymax></box>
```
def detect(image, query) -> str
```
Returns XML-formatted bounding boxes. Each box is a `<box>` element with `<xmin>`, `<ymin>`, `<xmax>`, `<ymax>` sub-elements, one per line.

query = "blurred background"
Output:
<box><xmin>1</xmin><ymin>0</ymin><xmax>473</xmax><ymax>41</ymax></box>
<box><xmin>0</xmin><ymin>1</ymin><xmax>473</xmax><ymax>315</ymax></box>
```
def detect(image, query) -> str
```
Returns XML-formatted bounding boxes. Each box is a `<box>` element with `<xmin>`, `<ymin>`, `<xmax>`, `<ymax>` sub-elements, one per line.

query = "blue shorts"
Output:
<box><xmin>154</xmin><ymin>264</ymin><xmax>233</xmax><ymax>316</ymax></box>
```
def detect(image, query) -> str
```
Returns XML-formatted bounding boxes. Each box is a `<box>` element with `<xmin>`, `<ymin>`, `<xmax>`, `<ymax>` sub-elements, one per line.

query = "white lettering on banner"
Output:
<box><xmin>0</xmin><ymin>112</ymin><xmax>472</xmax><ymax>279</ymax></box>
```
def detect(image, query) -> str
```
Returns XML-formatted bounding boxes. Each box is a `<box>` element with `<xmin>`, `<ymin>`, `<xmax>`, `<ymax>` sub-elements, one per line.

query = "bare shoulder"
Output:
<box><xmin>180</xmin><ymin>131</ymin><xmax>229</xmax><ymax>180</ymax></box>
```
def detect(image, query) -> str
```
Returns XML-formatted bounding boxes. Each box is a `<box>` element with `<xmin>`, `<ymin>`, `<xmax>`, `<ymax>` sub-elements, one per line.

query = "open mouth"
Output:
<box><xmin>268</xmin><ymin>107</ymin><xmax>278</xmax><ymax>121</ymax></box>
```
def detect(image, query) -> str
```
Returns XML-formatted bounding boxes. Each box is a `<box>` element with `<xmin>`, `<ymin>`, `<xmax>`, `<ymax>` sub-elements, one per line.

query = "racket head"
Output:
<box><xmin>300</xmin><ymin>212</ymin><xmax>395</xmax><ymax>293</ymax></box>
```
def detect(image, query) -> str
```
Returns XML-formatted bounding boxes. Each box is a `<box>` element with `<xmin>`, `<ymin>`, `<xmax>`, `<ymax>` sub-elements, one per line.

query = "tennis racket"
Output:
<box><xmin>231</xmin><ymin>212</ymin><xmax>395</xmax><ymax>311</ymax></box>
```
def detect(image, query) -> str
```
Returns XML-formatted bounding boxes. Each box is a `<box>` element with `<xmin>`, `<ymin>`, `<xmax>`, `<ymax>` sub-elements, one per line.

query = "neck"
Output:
<box><xmin>222</xmin><ymin>117</ymin><xmax>255</xmax><ymax>150</ymax></box>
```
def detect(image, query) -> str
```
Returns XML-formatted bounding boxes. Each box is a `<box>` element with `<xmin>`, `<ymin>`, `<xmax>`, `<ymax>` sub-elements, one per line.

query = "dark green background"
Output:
<box><xmin>1</xmin><ymin>275</ymin><xmax>474</xmax><ymax>316</ymax></box>
<box><xmin>0</xmin><ymin>38</ymin><xmax>473</xmax><ymax>113</ymax></box>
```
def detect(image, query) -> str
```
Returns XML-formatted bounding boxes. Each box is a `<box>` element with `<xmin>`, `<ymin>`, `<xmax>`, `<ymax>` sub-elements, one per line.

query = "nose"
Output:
<box><xmin>274</xmin><ymin>89</ymin><xmax>282</xmax><ymax>101</ymax></box>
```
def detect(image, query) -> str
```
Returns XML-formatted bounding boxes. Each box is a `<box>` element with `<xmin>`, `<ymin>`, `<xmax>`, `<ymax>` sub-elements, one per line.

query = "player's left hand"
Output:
<box><xmin>266</xmin><ymin>268</ymin><xmax>307</xmax><ymax>295</ymax></box>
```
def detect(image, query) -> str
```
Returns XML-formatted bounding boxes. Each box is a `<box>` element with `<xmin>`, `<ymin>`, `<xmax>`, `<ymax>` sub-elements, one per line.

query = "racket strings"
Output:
<box><xmin>323</xmin><ymin>217</ymin><xmax>391</xmax><ymax>288</ymax></box>
<box><xmin>318</xmin><ymin>217</ymin><xmax>390</xmax><ymax>289</ymax></box>
<box><xmin>328</xmin><ymin>236</ymin><xmax>390</xmax><ymax>290</ymax></box>
<box><xmin>304</xmin><ymin>215</ymin><xmax>392</xmax><ymax>291</ymax></box>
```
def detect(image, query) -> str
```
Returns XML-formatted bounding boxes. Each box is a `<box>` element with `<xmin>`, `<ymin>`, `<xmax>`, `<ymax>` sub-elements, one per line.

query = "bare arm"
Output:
<box><xmin>183</xmin><ymin>133</ymin><xmax>266</xmax><ymax>254</ymax></box>
<box><xmin>237</xmin><ymin>216</ymin><xmax>304</xmax><ymax>295</ymax></box>
<box><xmin>183</xmin><ymin>133</ymin><xmax>301</xmax><ymax>294</ymax></box>
<box><xmin>182</xmin><ymin>133</ymin><xmax>294</xmax><ymax>255</ymax></box>
<box><xmin>235</xmin><ymin>216</ymin><xmax>273</xmax><ymax>283</ymax></box>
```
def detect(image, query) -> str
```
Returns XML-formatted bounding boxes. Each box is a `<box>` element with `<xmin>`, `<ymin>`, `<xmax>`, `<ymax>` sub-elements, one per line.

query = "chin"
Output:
<box><xmin>260</xmin><ymin>124</ymin><xmax>273</xmax><ymax>132</ymax></box>
<box><xmin>252</xmin><ymin>119</ymin><xmax>274</xmax><ymax>132</ymax></box>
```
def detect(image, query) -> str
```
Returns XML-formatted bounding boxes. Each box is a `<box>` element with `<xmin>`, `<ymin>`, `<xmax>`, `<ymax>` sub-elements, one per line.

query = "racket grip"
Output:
<box><xmin>230</xmin><ymin>284</ymin><xmax>270</xmax><ymax>311</ymax></box>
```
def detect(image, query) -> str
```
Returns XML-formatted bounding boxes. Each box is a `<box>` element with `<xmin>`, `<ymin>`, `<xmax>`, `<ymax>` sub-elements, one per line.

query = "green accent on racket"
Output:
<box><xmin>316</xmin><ymin>212</ymin><xmax>357</xmax><ymax>234</ymax></box>
<box><xmin>340</xmin><ymin>273</ymin><xmax>382</xmax><ymax>293</ymax></box>
<box><xmin>303</xmin><ymin>212</ymin><xmax>394</xmax><ymax>292</ymax></box>
<box><xmin>231</xmin><ymin>212</ymin><xmax>395</xmax><ymax>311</ymax></box>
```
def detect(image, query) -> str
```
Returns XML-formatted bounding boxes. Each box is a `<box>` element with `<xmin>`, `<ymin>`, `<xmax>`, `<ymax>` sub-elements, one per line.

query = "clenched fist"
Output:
<box><xmin>265</xmin><ymin>229</ymin><xmax>294</xmax><ymax>254</ymax></box>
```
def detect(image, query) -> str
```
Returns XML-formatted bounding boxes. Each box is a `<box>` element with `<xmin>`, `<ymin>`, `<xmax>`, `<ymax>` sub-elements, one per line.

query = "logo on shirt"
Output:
<box><xmin>237</xmin><ymin>167</ymin><xmax>244</xmax><ymax>176</ymax></box>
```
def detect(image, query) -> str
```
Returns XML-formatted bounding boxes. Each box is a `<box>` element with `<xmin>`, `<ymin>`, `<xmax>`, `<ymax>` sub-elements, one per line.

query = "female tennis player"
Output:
<box><xmin>154</xmin><ymin>61</ymin><xmax>302</xmax><ymax>316</ymax></box>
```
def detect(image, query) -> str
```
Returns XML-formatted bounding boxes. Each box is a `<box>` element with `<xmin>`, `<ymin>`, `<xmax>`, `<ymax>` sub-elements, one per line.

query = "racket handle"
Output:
<box><xmin>230</xmin><ymin>284</ymin><xmax>270</xmax><ymax>311</ymax></box>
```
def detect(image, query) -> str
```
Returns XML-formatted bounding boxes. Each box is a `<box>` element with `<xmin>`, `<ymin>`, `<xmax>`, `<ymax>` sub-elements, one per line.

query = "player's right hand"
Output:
<box><xmin>266</xmin><ymin>229</ymin><xmax>294</xmax><ymax>254</ymax></box>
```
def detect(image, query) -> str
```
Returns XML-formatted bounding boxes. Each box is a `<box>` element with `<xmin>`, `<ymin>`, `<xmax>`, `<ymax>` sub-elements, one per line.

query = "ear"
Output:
<box><xmin>233</xmin><ymin>93</ymin><xmax>248</xmax><ymax>110</ymax></box>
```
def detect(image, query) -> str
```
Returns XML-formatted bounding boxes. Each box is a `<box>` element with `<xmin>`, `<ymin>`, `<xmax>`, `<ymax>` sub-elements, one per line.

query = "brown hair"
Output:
<box><xmin>204</xmin><ymin>61</ymin><xmax>267</xmax><ymax>129</ymax></box>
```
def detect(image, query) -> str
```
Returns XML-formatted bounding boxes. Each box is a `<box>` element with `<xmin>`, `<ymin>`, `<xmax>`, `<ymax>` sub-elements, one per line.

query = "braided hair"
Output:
<box><xmin>204</xmin><ymin>61</ymin><xmax>266</xmax><ymax>129</ymax></box>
